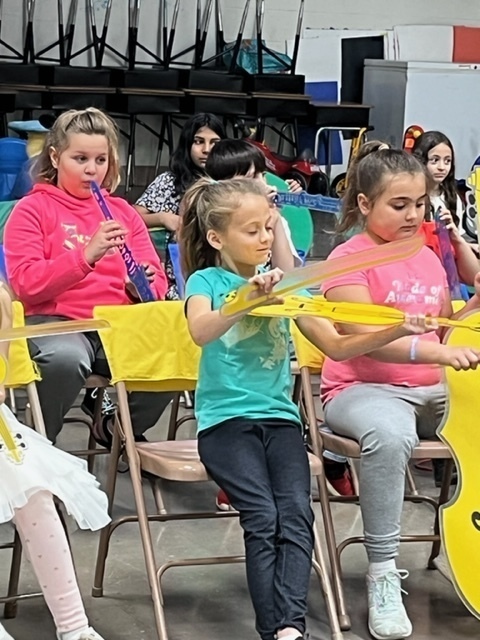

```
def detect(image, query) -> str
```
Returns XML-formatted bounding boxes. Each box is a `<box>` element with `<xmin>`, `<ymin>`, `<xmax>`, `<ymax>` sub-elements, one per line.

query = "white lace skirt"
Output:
<box><xmin>0</xmin><ymin>404</ymin><xmax>110</xmax><ymax>531</ymax></box>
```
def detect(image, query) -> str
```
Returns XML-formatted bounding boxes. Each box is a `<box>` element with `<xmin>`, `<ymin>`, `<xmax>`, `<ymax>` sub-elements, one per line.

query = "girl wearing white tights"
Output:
<box><xmin>0</xmin><ymin>285</ymin><xmax>109</xmax><ymax>640</ymax></box>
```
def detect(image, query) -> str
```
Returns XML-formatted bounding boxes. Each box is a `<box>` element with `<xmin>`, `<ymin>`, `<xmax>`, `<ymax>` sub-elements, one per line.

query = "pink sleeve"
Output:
<box><xmin>122</xmin><ymin>201</ymin><xmax>168</xmax><ymax>300</ymax></box>
<box><xmin>322</xmin><ymin>241</ymin><xmax>369</xmax><ymax>295</ymax></box>
<box><xmin>4</xmin><ymin>200</ymin><xmax>93</xmax><ymax>305</ymax></box>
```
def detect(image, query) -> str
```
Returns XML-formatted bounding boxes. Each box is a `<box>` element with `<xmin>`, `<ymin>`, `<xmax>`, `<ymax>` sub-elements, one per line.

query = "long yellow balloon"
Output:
<box><xmin>0</xmin><ymin>318</ymin><xmax>110</xmax><ymax>343</ymax></box>
<box><xmin>251</xmin><ymin>295</ymin><xmax>480</xmax><ymax>332</ymax></box>
<box><xmin>220</xmin><ymin>236</ymin><xmax>423</xmax><ymax>317</ymax></box>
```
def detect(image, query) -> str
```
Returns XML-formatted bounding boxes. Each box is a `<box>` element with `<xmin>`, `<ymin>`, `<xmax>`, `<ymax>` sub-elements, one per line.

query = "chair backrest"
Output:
<box><xmin>265</xmin><ymin>172</ymin><xmax>314</xmax><ymax>255</ymax></box>
<box><xmin>5</xmin><ymin>301</ymin><xmax>41</xmax><ymax>388</ymax></box>
<box><xmin>290</xmin><ymin>320</ymin><xmax>325</xmax><ymax>373</ymax></box>
<box><xmin>0</xmin><ymin>201</ymin><xmax>16</xmax><ymax>244</ymax></box>
<box><xmin>0</xmin><ymin>139</ymin><xmax>28</xmax><ymax>202</ymax></box>
<box><xmin>168</xmin><ymin>243</ymin><xmax>185</xmax><ymax>298</ymax></box>
<box><xmin>93</xmin><ymin>301</ymin><xmax>200</xmax><ymax>392</ymax></box>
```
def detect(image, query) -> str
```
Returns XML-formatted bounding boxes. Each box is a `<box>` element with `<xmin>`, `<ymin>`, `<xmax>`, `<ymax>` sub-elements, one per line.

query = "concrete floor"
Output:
<box><xmin>1</xmin><ymin>397</ymin><xmax>479</xmax><ymax>640</ymax></box>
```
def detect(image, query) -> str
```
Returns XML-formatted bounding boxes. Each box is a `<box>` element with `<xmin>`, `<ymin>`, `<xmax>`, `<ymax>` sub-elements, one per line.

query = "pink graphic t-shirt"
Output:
<box><xmin>321</xmin><ymin>233</ymin><xmax>448</xmax><ymax>404</ymax></box>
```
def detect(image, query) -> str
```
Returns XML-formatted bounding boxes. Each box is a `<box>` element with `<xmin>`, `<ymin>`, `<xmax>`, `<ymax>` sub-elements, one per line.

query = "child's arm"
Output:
<box><xmin>269</xmin><ymin>209</ymin><xmax>296</xmax><ymax>272</ymax></box>
<box><xmin>443</xmin><ymin>272</ymin><xmax>480</xmax><ymax>322</ymax></box>
<box><xmin>438</xmin><ymin>208</ymin><xmax>480</xmax><ymax>285</ymax></box>
<box><xmin>295</xmin><ymin>314</ymin><xmax>436</xmax><ymax>362</ymax></box>
<box><xmin>265</xmin><ymin>184</ymin><xmax>299</xmax><ymax>271</ymax></box>
<box><xmin>186</xmin><ymin>269</ymin><xmax>283</xmax><ymax>346</ymax></box>
<box><xmin>133</xmin><ymin>172</ymin><xmax>181</xmax><ymax>231</ymax></box>
<box><xmin>134</xmin><ymin>204</ymin><xmax>180</xmax><ymax>232</ymax></box>
<box><xmin>325</xmin><ymin>284</ymin><xmax>480</xmax><ymax>368</ymax></box>
<box><xmin>124</xmin><ymin>205</ymin><xmax>169</xmax><ymax>300</ymax></box>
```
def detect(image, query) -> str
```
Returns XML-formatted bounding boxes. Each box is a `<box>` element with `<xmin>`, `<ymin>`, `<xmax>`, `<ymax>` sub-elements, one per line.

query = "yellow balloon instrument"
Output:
<box><xmin>250</xmin><ymin>295</ymin><xmax>480</xmax><ymax>332</ymax></box>
<box><xmin>220</xmin><ymin>236</ymin><xmax>423</xmax><ymax>317</ymax></box>
<box><xmin>439</xmin><ymin>311</ymin><xmax>480</xmax><ymax>619</ymax></box>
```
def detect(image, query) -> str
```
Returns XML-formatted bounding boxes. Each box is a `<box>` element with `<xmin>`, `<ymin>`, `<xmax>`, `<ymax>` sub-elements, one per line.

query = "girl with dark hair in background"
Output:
<box><xmin>135</xmin><ymin>113</ymin><xmax>226</xmax><ymax>299</ymax></box>
<box><xmin>412</xmin><ymin>130</ymin><xmax>479</xmax><ymax>285</ymax></box>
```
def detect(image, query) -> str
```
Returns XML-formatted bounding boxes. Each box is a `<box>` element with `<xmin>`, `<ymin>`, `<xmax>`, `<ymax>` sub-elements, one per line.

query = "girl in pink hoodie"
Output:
<box><xmin>4</xmin><ymin>108</ymin><xmax>172</xmax><ymax>445</ymax></box>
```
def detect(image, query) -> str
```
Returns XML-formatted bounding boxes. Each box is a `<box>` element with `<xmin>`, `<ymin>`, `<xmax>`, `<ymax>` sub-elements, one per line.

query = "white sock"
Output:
<box><xmin>58</xmin><ymin>626</ymin><xmax>90</xmax><ymax>640</ymax></box>
<box><xmin>368</xmin><ymin>559</ymin><xmax>397</xmax><ymax>578</ymax></box>
<box><xmin>276</xmin><ymin>633</ymin><xmax>303</xmax><ymax>640</ymax></box>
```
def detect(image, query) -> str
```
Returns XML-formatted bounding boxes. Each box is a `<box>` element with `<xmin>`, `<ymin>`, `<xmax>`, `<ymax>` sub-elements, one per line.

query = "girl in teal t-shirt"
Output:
<box><xmin>181</xmin><ymin>177</ymin><xmax>437</xmax><ymax>640</ymax></box>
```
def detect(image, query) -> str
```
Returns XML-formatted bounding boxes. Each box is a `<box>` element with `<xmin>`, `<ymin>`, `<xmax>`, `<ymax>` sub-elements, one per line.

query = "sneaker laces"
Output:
<box><xmin>90</xmin><ymin>387</ymin><xmax>115</xmax><ymax>416</ymax></box>
<box><xmin>371</xmin><ymin>570</ymin><xmax>409</xmax><ymax>613</ymax></box>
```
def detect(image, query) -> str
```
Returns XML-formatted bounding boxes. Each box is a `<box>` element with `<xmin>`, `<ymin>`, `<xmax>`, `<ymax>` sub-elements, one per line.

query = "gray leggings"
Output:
<box><xmin>324</xmin><ymin>383</ymin><xmax>445</xmax><ymax>563</ymax></box>
<box><xmin>27</xmin><ymin>315</ymin><xmax>174</xmax><ymax>442</ymax></box>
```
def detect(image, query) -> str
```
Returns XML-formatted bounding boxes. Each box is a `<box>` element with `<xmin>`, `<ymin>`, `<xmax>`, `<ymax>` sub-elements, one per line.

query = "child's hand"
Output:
<box><xmin>438</xmin><ymin>208</ymin><xmax>462</xmax><ymax>242</ymax></box>
<box><xmin>265</xmin><ymin>185</ymin><xmax>278</xmax><ymax>207</ymax></box>
<box><xmin>286</xmin><ymin>178</ymin><xmax>303</xmax><ymax>194</ymax></box>
<box><xmin>125</xmin><ymin>264</ymin><xmax>156</xmax><ymax>299</ymax></box>
<box><xmin>248</xmin><ymin>268</ymin><xmax>284</xmax><ymax>306</ymax></box>
<box><xmin>141</xmin><ymin>263</ymin><xmax>156</xmax><ymax>284</ymax></box>
<box><xmin>0</xmin><ymin>384</ymin><xmax>5</xmax><ymax>405</ymax></box>
<box><xmin>402</xmin><ymin>313</ymin><xmax>438</xmax><ymax>334</ymax></box>
<box><xmin>84</xmin><ymin>220</ymin><xmax>128</xmax><ymax>265</ymax></box>
<box><xmin>439</xmin><ymin>346</ymin><xmax>480</xmax><ymax>371</ymax></box>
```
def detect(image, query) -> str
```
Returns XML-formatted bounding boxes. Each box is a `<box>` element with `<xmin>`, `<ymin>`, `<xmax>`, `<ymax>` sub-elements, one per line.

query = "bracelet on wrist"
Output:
<box><xmin>410</xmin><ymin>336</ymin><xmax>420</xmax><ymax>362</ymax></box>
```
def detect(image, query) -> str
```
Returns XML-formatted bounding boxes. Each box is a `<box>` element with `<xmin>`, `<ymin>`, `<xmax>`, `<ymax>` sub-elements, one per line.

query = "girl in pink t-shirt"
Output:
<box><xmin>321</xmin><ymin>149</ymin><xmax>480</xmax><ymax>640</ymax></box>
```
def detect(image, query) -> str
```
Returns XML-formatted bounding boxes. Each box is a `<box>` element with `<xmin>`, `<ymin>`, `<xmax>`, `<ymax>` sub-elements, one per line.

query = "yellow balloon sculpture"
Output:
<box><xmin>0</xmin><ymin>354</ymin><xmax>23</xmax><ymax>463</ymax></box>
<box><xmin>440</xmin><ymin>310</ymin><xmax>480</xmax><ymax>619</ymax></box>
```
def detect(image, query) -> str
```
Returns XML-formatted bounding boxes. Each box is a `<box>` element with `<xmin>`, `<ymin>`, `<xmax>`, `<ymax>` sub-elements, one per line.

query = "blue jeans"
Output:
<box><xmin>198</xmin><ymin>418</ymin><xmax>314</xmax><ymax>640</ymax></box>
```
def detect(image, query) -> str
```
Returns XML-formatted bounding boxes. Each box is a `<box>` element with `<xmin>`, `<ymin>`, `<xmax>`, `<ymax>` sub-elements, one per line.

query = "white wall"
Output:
<box><xmin>2</xmin><ymin>0</ymin><xmax>480</xmax><ymax>171</ymax></box>
<box><xmin>219</xmin><ymin>0</ymin><xmax>480</xmax><ymax>51</ymax></box>
<box><xmin>2</xmin><ymin>1</ymin><xmax>480</xmax><ymax>68</ymax></box>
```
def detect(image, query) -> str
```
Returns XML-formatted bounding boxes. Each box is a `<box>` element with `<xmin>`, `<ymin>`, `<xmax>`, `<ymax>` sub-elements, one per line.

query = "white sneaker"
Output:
<box><xmin>57</xmin><ymin>628</ymin><xmax>105</xmax><ymax>640</ymax></box>
<box><xmin>0</xmin><ymin>623</ymin><xmax>15</xmax><ymax>640</ymax></box>
<box><xmin>366</xmin><ymin>570</ymin><xmax>413</xmax><ymax>640</ymax></box>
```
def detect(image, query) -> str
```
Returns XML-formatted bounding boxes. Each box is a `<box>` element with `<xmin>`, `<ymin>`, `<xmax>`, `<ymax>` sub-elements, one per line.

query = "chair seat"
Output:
<box><xmin>411</xmin><ymin>440</ymin><xmax>452</xmax><ymax>459</ymax></box>
<box><xmin>84</xmin><ymin>374</ymin><xmax>110</xmax><ymax>389</ymax></box>
<box><xmin>320</xmin><ymin>429</ymin><xmax>452</xmax><ymax>460</ymax></box>
<box><xmin>135</xmin><ymin>440</ymin><xmax>210</xmax><ymax>482</ymax></box>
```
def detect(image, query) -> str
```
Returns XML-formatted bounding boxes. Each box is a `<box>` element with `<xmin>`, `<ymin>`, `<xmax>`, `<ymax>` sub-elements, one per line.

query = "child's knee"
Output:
<box><xmin>280</xmin><ymin>493</ymin><xmax>314</xmax><ymax>528</ymax></box>
<box><xmin>241</xmin><ymin>504</ymin><xmax>278</xmax><ymax>539</ymax></box>
<box><xmin>36</xmin><ymin>340</ymin><xmax>91</xmax><ymax>379</ymax></box>
<box><xmin>362</xmin><ymin>423</ymin><xmax>418</xmax><ymax>460</ymax></box>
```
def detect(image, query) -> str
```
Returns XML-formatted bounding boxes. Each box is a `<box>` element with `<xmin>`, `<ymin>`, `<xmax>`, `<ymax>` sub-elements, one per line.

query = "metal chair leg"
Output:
<box><xmin>312</xmin><ymin>524</ymin><xmax>344</xmax><ymax>640</ymax></box>
<box><xmin>428</xmin><ymin>458</ymin><xmax>454</xmax><ymax>568</ymax></box>
<box><xmin>92</xmin><ymin>420</ymin><xmax>123</xmax><ymax>597</ymax></box>
<box><xmin>4</xmin><ymin>531</ymin><xmax>22</xmax><ymax>619</ymax></box>
<box><xmin>315</xmin><ymin>475</ymin><xmax>351</xmax><ymax>630</ymax></box>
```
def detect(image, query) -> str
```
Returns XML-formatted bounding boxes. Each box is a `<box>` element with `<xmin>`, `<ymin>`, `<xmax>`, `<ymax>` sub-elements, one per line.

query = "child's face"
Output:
<box><xmin>207</xmin><ymin>194</ymin><xmax>273</xmax><ymax>273</ymax></box>
<box><xmin>359</xmin><ymin>172</ymin><xmax>427</xmax><ymax>244</ymax></box>
<box><xmin>51</xmin><ymin>133</ymin><xmax>109</xmax><ymax>199</ymax></box>
<box><xmin>426</xmin><ymin>142</ymin><xmax>452</xmax><ymax>185</ymax></box>
<box><xmin>190</xmin><ymin>126</ymin><xmax>222</xmax><ymax>169</ymax></box>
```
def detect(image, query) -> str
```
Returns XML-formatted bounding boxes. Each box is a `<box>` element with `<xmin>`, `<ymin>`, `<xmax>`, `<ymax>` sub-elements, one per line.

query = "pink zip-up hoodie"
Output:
<box><xmin>5</xmin><ymin>184</ymin><xmax>168</xmax><ymax>319</ymax></box>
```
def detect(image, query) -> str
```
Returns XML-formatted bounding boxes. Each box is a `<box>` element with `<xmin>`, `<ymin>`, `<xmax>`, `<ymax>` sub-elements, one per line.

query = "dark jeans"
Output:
<box><xmin>198</xmin><ymin>418</ymin><xmax>314</xmax><ymax>640</ymax></box>
<box><xmin>27</xmin><ymin>315</ymin><xmax>174</xmax><ymax>442</ymax></box>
